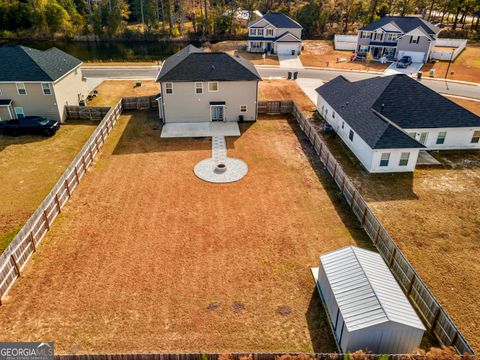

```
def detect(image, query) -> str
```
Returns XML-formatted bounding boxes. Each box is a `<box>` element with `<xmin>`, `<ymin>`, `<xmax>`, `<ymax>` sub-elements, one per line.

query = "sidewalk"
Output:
<box><xmin>278</xmin><ymin>54</ymin><xmax>304</xmax><ymax>68</ymax></box>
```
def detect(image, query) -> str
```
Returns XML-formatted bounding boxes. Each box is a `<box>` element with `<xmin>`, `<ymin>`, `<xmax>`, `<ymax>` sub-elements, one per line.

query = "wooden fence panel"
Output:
<box><xmin>290</xmin><ymin>102</ymin><xmax>474</xmax><ymax>356</ymax></box>
<box><xmin>0</xmin><ymin>100</ymin><xmax>123</xmax><ymax>304</ymax></box>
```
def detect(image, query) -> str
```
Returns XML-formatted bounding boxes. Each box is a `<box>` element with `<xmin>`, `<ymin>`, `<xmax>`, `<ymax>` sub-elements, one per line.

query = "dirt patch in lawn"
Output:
<box><xmin>0</xmin><ymin>111</ymin><xmax>373</xmax><ymax>353</ymax></box>
<box><xmin>210</xmin><ymin>41</ymin><xmax>280</xmax><ymax>65</ymax></box>
<box><xmin>88</xmin><ymin>80</ymin><xmax>160</xmax><ymax>107</ymax></box>
<box><xmin>0</xmin><ymin>120</ymin><xmax>98</xmax><ymax>253</ymax></box>
<box><xmin>422</xmin><ymin>42</ymin><xmax>480</xmax><ymax>83</ymax></box>
<box><xmin>311</xmin><ymin>111</ymin><xmax>480</xmax><ymax>353</ymax></box>
<box><xmin>259</xmin><ymin>80</ymin><xmax>316</xmax><ymax>114</ymax></box>
<box><xmin>299</xmin><ymin>40</ymin><xmax>388</xmax><ymax>72</ymax></box>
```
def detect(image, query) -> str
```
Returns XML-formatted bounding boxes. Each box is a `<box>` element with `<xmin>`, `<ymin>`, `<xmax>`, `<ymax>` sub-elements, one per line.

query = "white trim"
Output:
<box><xmin>53</xmin><ymin>63</ymin><xmax>83</xmax><ymax>84</ymax></box>
<box><xmin>14</xmin><ymin>107</ymin><xmax>25</xmax><ymax>118</ymax></box>
<box><xmin>16</xmin><ymin>82</ymin><xmax>27</xmax><ymax>95</ymax></box>
<box><xmin>165</xmin><ymin>82</ymin><xmax>173</xmax><ymax>95</ymax></box>
<box><xmin>195</xmin><ymin>82</ymin><xmax>203</xmax><ymax>94</ymax></box>
<box><xmin>208</xmin><ymin>82</ymin><xmax>219</xmax><ymax>92</ymax></box>
<box><xmin>7</xmin><ymin>106</ymin><xmax>13</xmax><ymax>119</ymax></box>
<box><xmin>0</xmin><ymin>88</ymin><xmax>2</xmax><ymax>95</ymax></box>
<box><xmin>41</xmin><ymin>82</ymin><xmax>53</xmax><ymax>95</ymax></box>
<box><xmin>210</xmin><ymin>105</ymin><xmax>225</xmax><ymax>121</ymax></box>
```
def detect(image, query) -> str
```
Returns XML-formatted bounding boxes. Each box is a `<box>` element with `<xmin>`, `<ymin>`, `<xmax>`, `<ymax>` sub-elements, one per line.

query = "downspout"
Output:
<box><xmin>255</xmin><ymin>79</ymin><xmax>259</xmax><ymax>121</ymax></box>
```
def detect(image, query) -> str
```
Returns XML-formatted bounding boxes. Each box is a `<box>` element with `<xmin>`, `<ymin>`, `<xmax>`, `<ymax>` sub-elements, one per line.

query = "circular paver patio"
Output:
<box><xmin>194</xmin><ymin>158</ymin><xmax>248</xmax><ymax>183</ymax></box>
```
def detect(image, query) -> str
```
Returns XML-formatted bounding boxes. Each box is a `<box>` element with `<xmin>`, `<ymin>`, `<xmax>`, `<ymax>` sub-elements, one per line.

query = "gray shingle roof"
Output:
<box><xmin>0</xmin><ymin>45</ymin><xmax>82</xmax><ymax>82</ymax></box>
<box><xmin>249</xmin><ymin>12</ymin><xmax>302</xmax><ymax>29</ymax></box>
<box><xmin>315</xmin><ymin>75</ymin><xmax>425</xmax><ymax>150</ymax></box>
<box><xmin>360</xmin><ymin>16</ymin><xmax>440</xmax><ymax>36</ymax></box>
<box><xmin>316</xmin><ymin>74</ymin><xmax>480</xmax><ymax>149</ymax></box>
<box><xmin>156</xmin><ymin>45</ymin><xmax>261</xmax><ymax>82</ymax></box>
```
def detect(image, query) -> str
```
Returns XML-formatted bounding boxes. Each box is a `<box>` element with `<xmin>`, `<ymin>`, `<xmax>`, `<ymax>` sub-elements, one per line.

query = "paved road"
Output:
<box><xmin>81</xmin><ymin>65</ymin><xmax>480</xmax><ymax>99</ymax></box>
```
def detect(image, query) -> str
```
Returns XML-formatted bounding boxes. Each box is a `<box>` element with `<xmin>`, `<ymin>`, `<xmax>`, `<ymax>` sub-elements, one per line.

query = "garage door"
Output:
<box><xmin>277</xmin><ymin>43</ymin><xmax>299</xmax><ymax>55</ymax></box>
<box><xmin>397</xmin><ymin>51</ymin><xmax>425</xmax><ymax>63</ymax></box>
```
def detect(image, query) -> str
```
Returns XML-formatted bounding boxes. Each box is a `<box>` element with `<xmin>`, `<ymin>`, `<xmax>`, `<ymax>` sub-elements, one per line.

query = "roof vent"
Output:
<box><xmin>381</xmin><ymin>103</ymin><xmax>385</xmax><ymax>111</ymax></box>
<box><xmin>211</xmin><ymin>64</ymin><xmax>215</xmax><ymax>71</ymax></box>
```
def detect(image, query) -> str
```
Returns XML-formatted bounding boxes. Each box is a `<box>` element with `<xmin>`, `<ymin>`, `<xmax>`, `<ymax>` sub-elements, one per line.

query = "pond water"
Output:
<box><xmin>0</xmin><ymin>40</ymin><xmax>199</xmax><ymax>62</ymax></box>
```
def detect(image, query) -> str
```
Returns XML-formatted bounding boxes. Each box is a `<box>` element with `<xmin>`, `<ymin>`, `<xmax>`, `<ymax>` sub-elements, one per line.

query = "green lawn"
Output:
<box><xmin>0</xmin><ymin>120</ymin><xmax>98</xmax><ymax>253</ymax></box>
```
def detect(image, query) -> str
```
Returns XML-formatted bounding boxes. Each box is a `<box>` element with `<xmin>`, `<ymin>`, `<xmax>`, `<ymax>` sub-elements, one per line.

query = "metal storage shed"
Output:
<box><xmin>311</xmin><ymin>246</ymin><xmax>425</xmax><ymax>354</ymax></box>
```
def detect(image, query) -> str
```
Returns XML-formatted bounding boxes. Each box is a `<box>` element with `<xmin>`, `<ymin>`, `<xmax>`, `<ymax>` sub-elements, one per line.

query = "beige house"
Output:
<box><xmin>247</xmin><ymin>12</ymin><xmax>303</xmax><ymax>55</ymax></box>
<box><xmin>0</xmin><ymin>45</ymin><xmax>87</xmax><ymax>123</ymax></box>
<box><xmin>156</xmin><ymin>45</ymin><xmax>261</xmax><ymax>123</ymax></box>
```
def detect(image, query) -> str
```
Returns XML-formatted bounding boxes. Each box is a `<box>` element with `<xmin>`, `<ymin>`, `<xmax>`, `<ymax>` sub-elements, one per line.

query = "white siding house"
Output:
<box><xmin>316</xmin><ymin>74</ymin><xmax>480</xmax><ymax>173</ymax></box>
<box><xmin>312</xmin><ymin>246</ymin><xmax>425</xmax><ymax>354</ymax></box>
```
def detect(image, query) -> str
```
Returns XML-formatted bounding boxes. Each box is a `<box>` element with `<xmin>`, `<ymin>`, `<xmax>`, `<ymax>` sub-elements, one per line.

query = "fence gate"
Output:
<box><xmin>267</xmin><ymin>101</ymin><xmax>281</xmax><ymax>114</ymax></box>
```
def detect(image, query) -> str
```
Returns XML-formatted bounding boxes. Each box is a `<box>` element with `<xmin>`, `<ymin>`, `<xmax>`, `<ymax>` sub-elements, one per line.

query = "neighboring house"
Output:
<box><xmin>316</xmin><ymin>74</ymin><xmax>480</xmax><ymax>173</ymax></box>
<box><xmin>356</xmin><ymin>16</ymin><xmax>441</xmax><ymax>63</ymax></box>
<box><xmin>156</xmin><ymin>45</ymin><xmax>261</xmax><ymax>123</ymax></box>
<box><xmin>247</xmin><ymin>12</ymin><xmax>303</xmax><ymax>55</ymax></box>
<box><xmin>0</xmin><ymin>45</ymin><xmax>87</xmax><ymax>123</ymax></box>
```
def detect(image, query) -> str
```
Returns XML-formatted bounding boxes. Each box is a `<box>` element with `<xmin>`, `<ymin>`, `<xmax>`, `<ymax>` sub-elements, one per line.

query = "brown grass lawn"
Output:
<box><xmin>311</xmin><ymin>112</ymin><xmax>480</xmax><ymax>353</ymax></box>
<box><xmin>299</xmin><ymin>40</ymin><xmax>388</xmax><ymax>72</ymax></box>
<box><xmin>0</xmin><ymin>111</ymin><xmax>374</xmax><ymax>353</ymax></box>
<box><xmin>0</xmin><ymin>120</ymin><xmax>98</xmax><ymax>253</ymax></box>
<box><xmin>422</xmin><ymin>42</ymin><xmax>480</xmax><ymax>83</ymax></box>
<box><xmin>88</xmin><ymin>80</ymin><xmax>160</xmax><ymax>107</ymax></box>
<box><xmin>210</xmin><ymin>41</ymin><xmax>280</xmax><ymax>65</ymax></box>
<box><xmin>259</xmin><ymin>80</ymin><xmax>316</xmax><ymax>114</ymax></box>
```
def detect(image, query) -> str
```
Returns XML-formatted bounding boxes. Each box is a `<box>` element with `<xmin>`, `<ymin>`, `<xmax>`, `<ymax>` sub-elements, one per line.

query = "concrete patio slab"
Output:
<box><xmin>161</xmin><ymin>122</ymin><xmax>240</xmax><ymax>138</ymax></box>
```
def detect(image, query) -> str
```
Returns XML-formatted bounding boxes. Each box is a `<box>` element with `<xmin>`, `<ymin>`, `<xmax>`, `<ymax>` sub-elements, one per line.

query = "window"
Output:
<box><xmin>249</xmin><ymin>28</ymin><xmax>256</xmax><ymax>36</ymax></box>
<box><xmin>165</xmin><ymin>82</ymin><xmax>173</xmax><ymax>95</ymax></box>
<box><xmin>208</xmin><ymin>82</ymin><xmax>219</xmax><ymax>92</ymax></box>
<box><xmin>14</xmin><ymin>107</ymin><xmax>25</xmax><ymax>119</ymax></box>
<box><xmin>410</xmin><ymin>36</ymin><xmax>419</xmax><ymax>44</ymax></box>
<box><xmin>380</xmin><ymin>152</ymin><xmax>390</xmax><ymax>167</ymax></box>
<box><xmin>257</xmin><ymin>28</ymin><xmax>264</xmax><ymax>36</ymax></box>
<box><xmin>436</xmin><ymin>131</ymin><xmax>447</xmax><ymax>144</ymax></box>
<box><xmin>195</xmin><ymin>82</ymin><xmax>203</xmax><ymax>94</ymax></box>
<box><xmin>471</xmin><ymin>130</ymin><xmax>480</xmax><ymax>144</ymax></box>
<box><xmin>266</xmin><ymin>28</ymin><xmax>274</xmax><ymax>36</ymax></box>
<box><xmin>358</xmin><ymin>45</ymin><xmax>369</xmax><ymax>55</ymax></box>
<box><xmin>386</xmin><ymin>33</ymin><xmax>399</xmax><ymax>41</ymax></box>
<box><xmin>251</xmin><ymin>41</ymin><xmax>263</xmax><ymax>49</ymax></box>
<box><xmin>16</xmin><ymin>82</ymin><xmax>27</xmax><ymax>95</ymax></box>
<box><xmin>349</xmin><ymin>130</ymin><xmax>354</xmax><ymax>141</ymax></box>
<box><xmin>399</xmin><ymin>152</ymin><xmax>410</xmax><ymax>166</ymax></box>
<box><xmin>240</xmin><ymin>105</ymin><xmax>247</xmax><ymax>112</ymax></box>
<box><xmin>42</xmin><ymin>83</ymin><xmax>52</xmax><ymax>95</ymax></box>
<box><xmin>360</xmin><ymin>31</ymin><xmax>371</xmax><ymax>39</ymax></box>
<box><xmin>374</xmin><ymin>32</ymin><xmax>383</xmax><ymax>41</ymax></box>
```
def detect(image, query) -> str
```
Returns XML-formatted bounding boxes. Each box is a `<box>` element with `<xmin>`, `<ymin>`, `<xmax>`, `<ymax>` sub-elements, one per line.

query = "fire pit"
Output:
<box><xmin>215</xmin><ymin>163</ymin><xmax>227</xmax><ymax>173</ymax></box>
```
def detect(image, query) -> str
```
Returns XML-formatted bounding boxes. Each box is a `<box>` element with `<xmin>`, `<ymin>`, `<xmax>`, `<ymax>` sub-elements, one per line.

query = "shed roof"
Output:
<box><xmin>320</xmin><ymin>246</ymin><xmax>425</xmax><ymax>332</ymax></box>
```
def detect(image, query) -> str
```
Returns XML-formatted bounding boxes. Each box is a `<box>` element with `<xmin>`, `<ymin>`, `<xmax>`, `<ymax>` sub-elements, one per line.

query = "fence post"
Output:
<box><xmin>82</xmin><ymin>154</ymin><xmax>87</xmax><ymax>171</ymax></box>
<box><xmin>332</xmin><ymin>162</ymin><xmax>338</xmax><ymax>179</ymax></box>
<box><xmin>43</xmin><ymin>209</ymin><xmax>50</xmax><ymax>230</ymax></box>
<box><xmin>361</xmin><ymin>206</ymin><xmax>368</xmax><ymax>225</ymax></box>
<box><xmin>430</xmin><ymin>307</ymin><xmax>441</xmax><ymax>333</ymax></box>
<box><xmin>341</xmin><ymin>175</ymin><xmax>346</xmax><ymax>193</ymax></box>
<box><xmin>406</xmin><ymin>273</ymin><xmax>416</xmax><ymax>297</ymax></box>
<box><xmin>388</xmin><ymin>247</ymin><xmax>397</xmax><ymax>268</ymax></box>
<box><xmin>10</xmin><ymin>255</ymin><xmax>20</xmax><ymax>277</ymax></box>
<box><xmin>29</xmin><ymin>231</ymin><xmax>36</xmax><ymax>252</ymax></box>
<box><xmin>55</xmin><ymin>193</ymin><xmax>61</xmax><ymax>213</ymax></box>
<box><xmin>74</xmin><ymin>165</ymin><xmax>80</xmax><ymax>184</ymax></box>
<box><xmin>64</xmin><ymin>178</ymin><xmax>71</xmax><ymax>198</ymax></box>
<box><xmin>373</xmin><ymin>225</ymin><xmax>381</xmax><ymax>245</ymax></box>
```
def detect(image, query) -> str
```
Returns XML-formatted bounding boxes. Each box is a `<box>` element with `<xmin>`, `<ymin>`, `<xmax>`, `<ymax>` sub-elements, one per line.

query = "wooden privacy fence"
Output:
<box><xmin>122</xmin><ymin>95</ymin><xmax>159</xmax><ymax>110</ymax></box>
<box><xmin>0</xmin><ymin>100</ymin><xmax>123</xmax><ymax>304</ymax></box>
<box><xmin>66</xmin><ymin>106</ymin><xmax>111</xmax><ymax>120</ymax></box>
<box><xmin>258</xmin><ymin>100</ymin><xmax>293</xmax><ymax>115</ymax></box>
<box><xmin>290</xmin><ymin>102</ymin><xmax>474</xmax><ymax>356</ymax></box>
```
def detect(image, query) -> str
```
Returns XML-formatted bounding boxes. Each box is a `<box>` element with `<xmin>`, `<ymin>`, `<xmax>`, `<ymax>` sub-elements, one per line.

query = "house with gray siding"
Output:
<box><xmin>247</xmin><ymin>12</ymin><xmax>303</xmax><ymax>55</ymax></box>
<box><xmin>316</xmin><ymin>74</ymin><xmax>480</xmax><ymax>173</ymax></box>
<box><xmin>356</xmin><ymin>16</ymin><xmax>441</xmax><ymax>63</ymax></box>
<box><xmin>156</xmin><ymin>45</ymin><xmax>261</xmax><ymax>124</ymax></box>
<box><xmin>0</xmin><ymin>45</ymin><xmax>87</xmax><ymax>123</ymax></box>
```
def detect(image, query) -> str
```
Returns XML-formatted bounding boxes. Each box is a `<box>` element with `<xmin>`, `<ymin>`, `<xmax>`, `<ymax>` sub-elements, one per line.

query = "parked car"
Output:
<box><xmin>396</xmin><ymin>56</ymin><xmax>412</xmax><ymax>68</ymax></box>
<box><xmin>0</xmin><ymin>116</ymin><xmax>60</xmax><ymax>136</ymax></box>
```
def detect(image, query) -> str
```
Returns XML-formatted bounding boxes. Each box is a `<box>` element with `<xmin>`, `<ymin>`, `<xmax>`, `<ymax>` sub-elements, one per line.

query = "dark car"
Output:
<box><xmin>0</xmin><ymin>116</ymin><xmax>60</xmax><ymax>136</ymax></box>
<box><xmin>396</xmin><ymin>56</ymin><xmax>413</xmax><ymax>68</ymax></box>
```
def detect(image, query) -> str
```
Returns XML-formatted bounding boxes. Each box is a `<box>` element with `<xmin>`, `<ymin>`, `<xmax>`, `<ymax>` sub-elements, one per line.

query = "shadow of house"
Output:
<box><xmin>112</xmin><ymin>111</ymin><xmax>255</xmax><ymax>155</ymax></box>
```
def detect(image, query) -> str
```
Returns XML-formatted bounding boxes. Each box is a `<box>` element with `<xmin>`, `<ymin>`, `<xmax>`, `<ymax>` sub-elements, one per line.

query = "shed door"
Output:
<box><xmin>335</xmin><ymin>310</ymin><xmax>345</xmax><ymax>344</ymax></box>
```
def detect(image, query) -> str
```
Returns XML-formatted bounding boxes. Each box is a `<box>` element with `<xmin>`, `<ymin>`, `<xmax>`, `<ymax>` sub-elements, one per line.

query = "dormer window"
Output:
<box><xmin>266</xmin><ymin>28</ymin><xmax>274</xmax><ymax>37</ymax></box>
<box><xmin>410</xmin><ymin>36</ymin><xmax>419</xmax><ymax>44</ymax></box>
<box><xmin>249</xmin><ymin>28</ymin><xmax>256</xmax><ymax>36</ymax></box>
<box><xmin>257</xmin><ymin>28</ymin><xmax>264</xmax><ymax>36</ymax></box>
<box><xmin>374</xmin><ymin>32</ymin><xmax>383</xmax><ymax>41</ymax></box>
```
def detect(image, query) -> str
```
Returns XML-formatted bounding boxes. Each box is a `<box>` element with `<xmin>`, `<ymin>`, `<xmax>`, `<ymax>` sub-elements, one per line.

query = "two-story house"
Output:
<box><xmin>356</xmin><ymin>16</ymin><xmax>441</xmax><ymax>63</ymax></box>
<box><xmin>316</xmin><ymin>74</ymin><xmax>480</xmax><ymax>173</ymax></box>
<box><xmin>247</xmin><ymin>12</ymin><xmax>303</xmax><ymax>55</ymax></box>
<box><xmin>156</xmin><ymin>45</ymin><xmax>261</xmax><ymax>124</ymax></box>
<box><xmin>0</xmin><ymin>45</ymin><xmax>87</xmax><ymax>123</ymax></box>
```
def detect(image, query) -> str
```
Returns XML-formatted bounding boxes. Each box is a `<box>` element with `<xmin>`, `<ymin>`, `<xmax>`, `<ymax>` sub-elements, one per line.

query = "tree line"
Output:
<box><xmin>0</xmin><ymin>0</ymin><xmax>479</xmax><ymax>40</ymax></box>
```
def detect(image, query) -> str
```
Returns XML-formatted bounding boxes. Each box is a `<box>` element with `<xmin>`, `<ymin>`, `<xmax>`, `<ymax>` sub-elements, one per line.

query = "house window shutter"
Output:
<box><xmin>409</xmin><ymin>36</ymin><xmax>413</xmax><ymax>43</ymax></box>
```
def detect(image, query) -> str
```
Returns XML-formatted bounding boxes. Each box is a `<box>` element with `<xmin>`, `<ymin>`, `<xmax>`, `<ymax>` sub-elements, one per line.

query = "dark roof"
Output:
<box><xmin>251</xmin><ymin>12</ymin><xmax>302</xmax><ymax>29</ymax></box>
<box><xmin>316</xmin><ymin>74</ymin><xmax>480</xmax><ymax>149</ymax></box>
<box><xmin>315</xmin><ymin>76</ymin><xmax>424</xmax><ymax>150</ymax></box>
<box><xmin>0</xmin><ymin>99</ymin><xmax>12</xmax><ymax>106</ymax></box>
<box><xmin>0</xmin><ymin>45</ymin><xmax>82</xmax><ymax>82</ymax></box>
<box><xmin>156</xmin><ymin>45</ymin><xmax>261</xmax><ymax>82</ymax></box>
<box><xmin>360</xmin><ymin>16</ymin><xmax>440</xmax><ymax>36</ymax></box>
